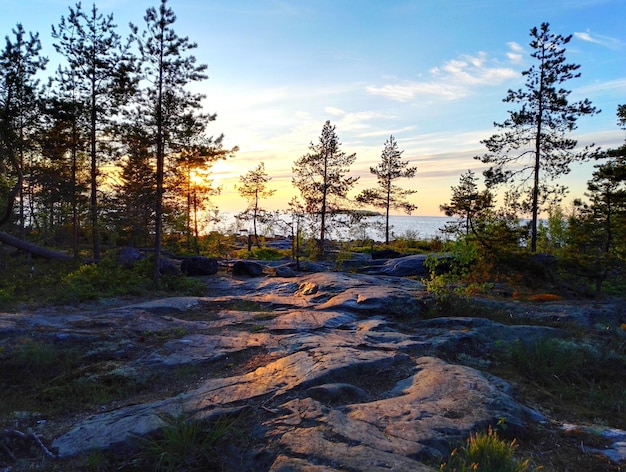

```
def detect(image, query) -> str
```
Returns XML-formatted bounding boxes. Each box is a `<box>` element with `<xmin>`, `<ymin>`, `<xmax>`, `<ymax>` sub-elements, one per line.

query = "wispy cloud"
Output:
<box><xmin>506</xmin><ymin>42</ymin><xmax>524</xmax><ymax>64</ymax></box>
<box><xmin>322</xmin><ymin>106</ymin><xmax>388</xmax><ymax>132</ymax></box>
<box><xmin>367</xmin><ymin>47</ymin><xmax>519</xmax><ymax>103</ymax></box>
<box><xmin>574</xmin><ymin>31</ymin><xmax>623</xmax><ymax>49</ymax></box>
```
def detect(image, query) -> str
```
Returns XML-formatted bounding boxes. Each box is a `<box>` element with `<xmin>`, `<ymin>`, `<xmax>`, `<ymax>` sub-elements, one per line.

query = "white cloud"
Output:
<box><xmin>574</xmin><ymin>31</ymin><xmax>623</xmax><ymax>49</ymax></box>
<box><xmin>367</xmin><ymin>50</ymin><xmax>518</xmax><ymax>103</ymax></box>
<box><xmin>319</xmin><ymin>107</ymin><xmax>391</xmax><ymax>134</ymax></box>
<box><xmin>325</xmin><ymin>106</ymin><xmax>344</xmax><ymax>116</ymax></box>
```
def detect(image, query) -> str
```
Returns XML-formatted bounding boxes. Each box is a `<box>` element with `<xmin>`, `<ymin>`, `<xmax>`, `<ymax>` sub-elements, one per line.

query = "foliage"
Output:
<box><xmin>425</xmin><ymin>238</ymin><xmax>480</xmax><ymax>300</ymax></box>
<box><xmin>236</xmin><ymin>161</ymin><xmax>276</xmax><ymax>248</ymax></box>
<box><xmin>500</xmin><ymin>336</ymin><xmax>626</xmax><ymax>420</ymax></box>
<box><xmin>0</xmin><ymin>252</ymin><xmax>205</xmax><ymax>308</ymax></box>
<box><xmin>356</xmin><ymin>135</ymin><xmax>417</xmax><ymax>244</ymax></box>
<box><xmin>234</xmin><ymin>245</ymin><xmax>287</xmax><ymax>261</ymax></box>
<box><xmin>508</xmin><ymin>338</ymin><xmax>590</xmax><ymax>384</ymax></box>
<box><xmin>560</xmin><ymin>106</ymin><xmax>626</xmax><ymax>297</ymax></box>
<box><xmin>0</xmin><ymin>339</ymin><xmax>149</xmax><ymax>415</ymax></box>
<box><xmin>476</xmin><ymin>22</ymin><xmax>599</xmax><ymax>252</ymax></box>
<box><xmin>507</xmin><ymin>337</ymin><xmax>624</xmax><ymax>386</ymax></box>
<box><xmin>58</xmin><ymin>257</ymin><xmax>152</xmax><ymax>302</ymax></box>
<box><xmin>536</xmin><ymin>205</ymin><xmax>568</xmax><ymax>253</ymax></box>
<box><xmin>441</xmin><ymin>170</ymin><xmax>494</xmax><ymax>241</ymax></box>
<box><xmin>0</xmin><ymin>23</ymin><xmax>47</xmax><ymax>230</ymax></box>
<box><xmin>440</xmin><ymin>426</ymin><xmax>536</xmax><ymax>472</ymax></box>
<box><xmin>129</xmin><ymin>0</ymin><xmax>212</xmax><ymax>286</ymax></box>
<box><xmin>292</xmin><ymin>120</ymin><xmax>358</xmax><ymax>259</ymax></box>
<box><xmin>134</xmin><ymin>413</ymin><xmax>238</xmax><ymax>471</ymax></box>
<box><xmin>51</xmin><ymin>2</ymin><xmax>134</xmax><ymax>261</ymax></box>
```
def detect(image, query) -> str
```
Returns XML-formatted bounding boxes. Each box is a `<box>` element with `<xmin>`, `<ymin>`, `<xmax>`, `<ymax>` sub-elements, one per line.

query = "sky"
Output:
<box><xmin>1</xmin><ymin>0</ymin><xmax>625</xmax><ymax>216</ymax></box>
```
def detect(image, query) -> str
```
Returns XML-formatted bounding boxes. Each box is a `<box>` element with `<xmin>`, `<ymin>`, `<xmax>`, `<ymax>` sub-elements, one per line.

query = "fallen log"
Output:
<box><xmin>0</xmin><ymin>230</ymin><xmax>75</xmax><ymax>262</ymax></box>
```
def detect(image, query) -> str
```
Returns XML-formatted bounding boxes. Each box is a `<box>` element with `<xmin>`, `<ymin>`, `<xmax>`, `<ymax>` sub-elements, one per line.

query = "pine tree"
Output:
<box><xmin>52</xmin><ymin>3</ymin><xmax>134</xmax><ymax>260</ymax></box>
<box><xmin>568</xmin><ymin>105</ymin><xmax>626</xmax><ymax>296</ymax></box>
<box><xmin>113</xmin><ymin>123</ymin><xmax>156</xmax><ymax>248</ymax></box>
<box><xmin>0</xmin><ymin>24</ymin><xmax>47</xmax><ymax>231</ymax></box>
<box><xmin>130</xmin><ymin>0</ymin><xmax>209</xmax><ymax>285</ymax></box>
<box><xmin>440</xmin><ymin>170</ymin><xmax>493</xmax><ymax>241</ymax></box>
<box><xmin>476</xmin><ymin>22</ymin><xmax>599</xmax><ymax>252</ymax></box>
<box><xmin>168</xmin><ymin>114</ymin><xmax>233</xmax><ymax>252</ymax></box>
<box><xmin>236</xmin><ymin>162</ymin><xmax>276</xmax><ymax>248</ymax></box>
<box><xmin>357</xmin><ymin>135</ymin><xmax>416</xmax><ymax>244</ymax></box>
<box><xmin>292</xmin><ymin>120</ymin><xmax>358</xmax><ymax>258</ymax></box>
<box><xmin>36</xmin><ymin>96</ymin><xmax>89</xmax><ymax>256</ymax></box>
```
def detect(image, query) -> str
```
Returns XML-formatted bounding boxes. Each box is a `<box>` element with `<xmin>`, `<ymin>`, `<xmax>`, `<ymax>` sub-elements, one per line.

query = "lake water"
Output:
<box><xmin>208</xmin><ymin>211</ymin><xmax>455</xmax><ymax>242</ymax></box>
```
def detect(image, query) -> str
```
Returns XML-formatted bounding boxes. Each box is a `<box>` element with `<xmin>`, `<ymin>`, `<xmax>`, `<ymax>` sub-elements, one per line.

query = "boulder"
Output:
<box><xmin>118</xmin><ymin>247</ymin><xmax>142</xmax><ymax>267</ymax></box>
<box><xmin>181</xmin><ymin>256</ymin><xmax>219</xmax><ymax>276</ymax></box>
<box><xmin>264</xmin><ymin>264</ymin><xmax>297</xmax><ymax>278</ymax></box>
<box><xmin>232</xmin><ymin>260</ymin><xmax>265</xmax><ymax>277</ymax></box>
<box><xmin>159</xmin><ymin>257</ymin><xmax>180</xmax><ymax>276</ymax></box>
<box><xmin>374</xmin><ymin>254</ymin><xmax>430</xmax><ymax>277</ymax></box>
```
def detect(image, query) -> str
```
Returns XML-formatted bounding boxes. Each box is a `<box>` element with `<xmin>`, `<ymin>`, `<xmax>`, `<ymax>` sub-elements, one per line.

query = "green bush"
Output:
<box><xmin>58</xmin><ymin>258</ymin><xmax>148</xmax><ymax>302</ymax></box>
<box><xmin>234</xmin><ymin>246</ymin><xmax>287</xmax><ymax>261</ymax></box>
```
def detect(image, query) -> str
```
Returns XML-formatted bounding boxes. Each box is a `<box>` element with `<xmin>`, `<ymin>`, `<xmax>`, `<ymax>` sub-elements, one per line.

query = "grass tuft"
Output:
<box><xmin>439</xmin><ymin>426</ymin><xmax>539</xmax><ymax>472</ymax></box>
<box><xmin>133</xmin><ymin>413</ymin><xmax>239</xmax><ymax>471</ymax></box>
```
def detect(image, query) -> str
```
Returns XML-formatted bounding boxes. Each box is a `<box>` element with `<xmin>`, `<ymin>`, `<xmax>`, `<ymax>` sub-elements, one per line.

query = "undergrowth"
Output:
<box><xmin>439</xmin><ymin>426</ymin><xmax>538</xmax><ymax>472</ymax></box>
<box><xmin>0</xmin><ymin>339</ymin><xmax>152</xmax><ymax>416</ymax></box>
<box><xmin>131</xmin><ymin>413</ymin><xmax>241</xmax><ymax>471</ymax></box>
<box><xmin>0</xmin><ymin>254</ymin><xmax>206</xmax><ymax>309</ymax></box>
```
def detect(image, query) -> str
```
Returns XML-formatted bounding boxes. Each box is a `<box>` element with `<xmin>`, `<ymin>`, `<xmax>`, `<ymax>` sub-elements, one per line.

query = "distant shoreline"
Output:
<box><xmin>209</xmin><ymin>211</ymin><xmax>456</xmax><ymax>241</ymax></box>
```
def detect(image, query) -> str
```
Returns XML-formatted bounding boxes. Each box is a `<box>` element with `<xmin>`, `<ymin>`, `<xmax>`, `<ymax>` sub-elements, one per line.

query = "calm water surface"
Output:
<box><xmin>210</xmin><ymin>211</ymin><xmax>455</xmax><ymax>242</ymax></box>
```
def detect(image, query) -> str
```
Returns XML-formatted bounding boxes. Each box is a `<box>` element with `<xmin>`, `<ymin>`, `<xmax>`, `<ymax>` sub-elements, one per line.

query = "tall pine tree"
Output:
<box><xmin>130</xmin><ymin>0</ymin><xmax>210</xmax><ymax>285</ymax></box>
<box><xmin>0</xmin><ymin>24</ymin><xmax>47</xmax><ymax>232</ymax></box>
<box><xmin>52</xmin><ymin>3</ymin><xmax>134</xmax><ymax>260</ymax></box>
<box><xmin>476</xmin><ymin>22</ymin><xmax>598</xmax><ymax>252</ymax></box>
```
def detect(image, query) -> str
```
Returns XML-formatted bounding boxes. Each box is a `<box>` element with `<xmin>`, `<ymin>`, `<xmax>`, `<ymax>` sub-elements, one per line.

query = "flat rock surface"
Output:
<box><xmin>2</xmin><ymin>270</ymin><xmax>626</xmax><ymax>470</ymax></box>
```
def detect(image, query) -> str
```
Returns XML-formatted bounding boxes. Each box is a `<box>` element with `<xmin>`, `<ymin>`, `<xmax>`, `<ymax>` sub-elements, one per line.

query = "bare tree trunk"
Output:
<box><xmin>0</xmin><ymin>230</ymin><xmax>75</xmax><ymax>261</ymax></box>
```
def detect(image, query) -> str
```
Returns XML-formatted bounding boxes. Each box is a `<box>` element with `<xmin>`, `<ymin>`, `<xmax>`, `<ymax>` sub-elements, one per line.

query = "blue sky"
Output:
<box><xmin>1</xmin><ymin>0</ymin><xmax>625</xmax><ymax>215</ymax></box>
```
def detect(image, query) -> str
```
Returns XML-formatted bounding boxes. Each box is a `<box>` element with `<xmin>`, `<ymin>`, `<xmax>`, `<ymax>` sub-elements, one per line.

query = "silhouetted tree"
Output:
<box><xmin>112</xmin><ymin>123</ymin><xmax>156</xmax><ymax>247</ymax></box>
<box><xmin>0</xmin><ymin>24</ymin><xmax>47</xmax><ymax>232</ymax></box>
<box><xmin>236</xmin><ymin>162</ymin><xmax>276</xmax><ymax>248</ymax></box>
<box><xmin>357</xmin><ymin>135</ymin><xmax>416</xmax><ymax>244</ymax></box>
<box><xmin>52</xmin><ymin>3</ymin><xmax>134</xmax><ymax>260</ymax></box>
<box><xmin>130</xmin><ymin>0</ymin><xmax>209</xmax><ymax>285</ymax></box>
<box><xmin>567</xmin><ymin>105</ymin><xmax>626</xmax><ymax>296</ymax></box>
<box><xmin>168</xmin><ymin>114</ymin><xmax>234</xmax><ymax>252</ymax></box>
<box><xmin>476</xmin><ymin>22</ymin><xmax>599</xmax><ymax>252</ymax></box>
<box><xmin>36</xmin><ymin>96</ymin><xmax>89</xmax><ymax>256</ymax></box>
<box><xmin>292</xmin><ymin>120</ymin><xmax>358</xmax><ymax>258</ymax></box>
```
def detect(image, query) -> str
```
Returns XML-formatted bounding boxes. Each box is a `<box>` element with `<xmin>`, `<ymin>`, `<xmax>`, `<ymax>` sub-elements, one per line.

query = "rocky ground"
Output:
<box><xmin>1</xmin><ymin>262</ymin><xmax>626</xmax><ymax>471</ymax></box>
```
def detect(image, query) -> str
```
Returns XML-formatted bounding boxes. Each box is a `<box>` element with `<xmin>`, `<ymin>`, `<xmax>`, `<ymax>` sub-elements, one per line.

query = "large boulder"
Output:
<box><xmin>375</xmin><ymin>254</ymin><xmax>430</xmax><ymax>277</ymax></box>
<box><xmin>118</xmin><ymin>247</ymin><xmax>142</xmax><ymax>267</ymax></box>
<box><xmin>181</xmin><ymin>256</ymin><xmax>219</xmax><ymax>276</ymax></box>
<box><xmin>232</xmin><ymin>260</ymin><xmax>265</xmax><ymax>277</ymax></box>
<box><xmin>159</xmin><ymin>257</ymin><xmax>180</xmax><ymax>276</ymax></box>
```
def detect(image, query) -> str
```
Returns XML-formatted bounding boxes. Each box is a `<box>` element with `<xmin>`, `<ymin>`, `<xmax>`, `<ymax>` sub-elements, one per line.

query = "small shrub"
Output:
<box><xmin>134</xmin><ymin>414</ymin><xmax>238</xmax><ymax>471</ymax></box>
<box><xmin>440</xmin><ymin>426</ymin><xmax>537</xmax><ymax>472</ymax></box>
<box><xmin>234</xmin><ymin>246</ymin><xmax>287</xmax><ymax>261</ymax></box>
